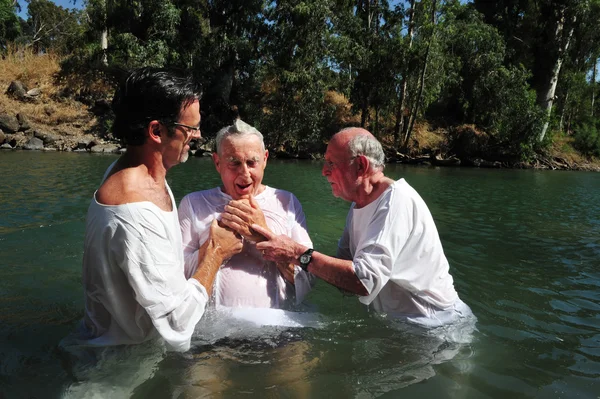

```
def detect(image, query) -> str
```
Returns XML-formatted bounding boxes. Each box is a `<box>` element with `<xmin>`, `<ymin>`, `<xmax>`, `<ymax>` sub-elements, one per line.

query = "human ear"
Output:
<box><xmin>148</xmin><ymin>120</ymin><xmax>162</xmax><ymax>143</ymax></box>
<box><xmin>356</xmin><ymin>155</ymin><xmax>369</xmax><ymax>175</ymax></box>
<box><xmin>212</xmin><ymin>152</ymin><xmax>221</xmax><ymax>172</ymax></box>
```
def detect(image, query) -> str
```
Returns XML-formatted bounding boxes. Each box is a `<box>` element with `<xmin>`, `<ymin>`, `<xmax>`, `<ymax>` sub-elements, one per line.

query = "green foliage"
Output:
<box><xmin>0</xmin><ymin>0</ymin><xmax>21</xmax><ymax>49</ymax></box>
<box><xmin>23</xmin><ymin>0</ymin><xmax>84</xmax><ymax>54</ymax></box>
<box><xmin>2</xmin><ymin>0</ymin><xmax>597</xmax><ymax>163</ymax></box>
<box><xmin>573</xmin><ymin>121</ymin><xmax>600</xmax><ymax>157</ymax></box>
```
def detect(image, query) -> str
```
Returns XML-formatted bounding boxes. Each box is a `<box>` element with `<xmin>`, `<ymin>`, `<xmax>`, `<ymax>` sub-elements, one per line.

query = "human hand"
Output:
<box><xmin>253</xmin><ymin>224</ymin><xmax>307</xmax><ymax>265</ymax></box>
<box><xmin>221</xmin><ymin>195</ymin><xmax>270</xmax><ymax>242</ymax></box>
<box><xmin>209</xmin><ymin>218</ymin><xmax>243</xmax><ymax>260</ymax></box>
<box><xmin>275</xmin><ymin>262</ymin><xmax>296</xmax><ymax>284</ymax></box>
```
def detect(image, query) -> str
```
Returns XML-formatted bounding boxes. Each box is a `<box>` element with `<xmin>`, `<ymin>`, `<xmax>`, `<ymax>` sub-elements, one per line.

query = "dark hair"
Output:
<box><xmin>111</xmin><ymin>67</ymin><xmax>202</xmax><ymax>146</ymax></box>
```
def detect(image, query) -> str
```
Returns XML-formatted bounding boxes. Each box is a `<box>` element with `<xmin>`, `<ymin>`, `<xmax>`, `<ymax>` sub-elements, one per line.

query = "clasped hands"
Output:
<box><xmin>214</xmin><ymin>195</ymin><xmax>299</xmax><ymax>283</ymax></box>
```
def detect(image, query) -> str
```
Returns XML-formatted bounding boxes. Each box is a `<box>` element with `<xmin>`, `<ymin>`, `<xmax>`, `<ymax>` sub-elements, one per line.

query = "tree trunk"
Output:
<box><xmin>559</xmin><ymin>90</ymin><xmax>569</xmax><ymax>132</ymax></box>
<box><xmin>360</xmin><ymin>98</ymin><xmax>369</xmax><ymax>127</ymax></box>
<box><xmin>538</xmin><ymin>11</ymin><xmax>576</xmax><ymax>142</ymax></box>
<box><xmin>403</xmin><ymin>0</ymin><xmax>437</xmax><ymax>150</ymax></box>
<box><xmin>592</xmin><ymin>56</ymin><xmax>597</xmax><ymax>118</ymax></box>
<box><xmin>100</xmin><ymin>0</ymin><xmax>108</xmax><ymax>66</ymax></box>
<box><xmin>394</xmin><ymin>0</ymin><xmax>414</xmax><ymax>148</ymax></box>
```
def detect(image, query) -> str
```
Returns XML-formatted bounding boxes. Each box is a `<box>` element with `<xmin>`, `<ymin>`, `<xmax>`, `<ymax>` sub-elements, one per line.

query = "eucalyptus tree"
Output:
<box><xmin>0</xmin><ymin>0</ymin><xmax>21</xmax><ymax>49</ymax></box>
<box><xmin>24</xmin><ymin>0</ymin><xmax>83</xmax><ymax>54</ymax></box>
<box><xmin>259</xmin><ymin>0</ymin><xmax>335</xmax><ymax>150</ymax></box>
<box><xmin>174</xmin><ymin>0</ymin><xmax>267</xmax><ymax>135</ymax></box>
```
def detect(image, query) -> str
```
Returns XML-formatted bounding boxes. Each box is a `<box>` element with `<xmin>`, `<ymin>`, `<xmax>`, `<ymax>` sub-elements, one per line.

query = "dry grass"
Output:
<box><xmin>407</xmin><ymin>122</ymin><xmax>446</xmax><ymax>155</ymax></box>
<box><xmin>324</xmin><ymin>90</ymin><xmax>361</xmax><ymax>126</ymax></box>
<box><xmin>0</xmin><ymin>46</ymin><xmax>99</xmax><ymax>134</ymax></box>
<box><xmin>0</xmin><ymin>45</ymin><xmax>61</xmax><ymax>93</ymax></box>
<box><xmin>548</xmin><ymin>133</ymin><xmax>594</xmax><ymax>165</ymax></box>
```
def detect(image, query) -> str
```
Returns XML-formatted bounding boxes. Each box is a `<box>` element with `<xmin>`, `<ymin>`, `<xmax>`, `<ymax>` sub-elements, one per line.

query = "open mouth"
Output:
<box><xmin>236</xmin><ymin>183</ymin><xmax>252</xmax><ymax>191</ymax></box>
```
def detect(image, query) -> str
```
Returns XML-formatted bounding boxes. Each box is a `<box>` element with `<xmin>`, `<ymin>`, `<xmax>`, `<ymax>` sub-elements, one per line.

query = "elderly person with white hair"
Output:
<box><xmin>178</xmin><ymin>120</ymin><xmax>314</xmax><ymax>313</ymax></box>
<box><xmin>253</xmin><ymin>127</ymin><xmax>474</xmax><ymax>327</ymax></box>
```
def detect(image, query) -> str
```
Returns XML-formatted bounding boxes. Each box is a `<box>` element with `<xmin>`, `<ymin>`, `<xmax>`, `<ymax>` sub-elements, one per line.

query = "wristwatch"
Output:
<box><xmin>299</xmin><ymin>248</ymin><xmax>314</xmax><ymax>271</ymax></box>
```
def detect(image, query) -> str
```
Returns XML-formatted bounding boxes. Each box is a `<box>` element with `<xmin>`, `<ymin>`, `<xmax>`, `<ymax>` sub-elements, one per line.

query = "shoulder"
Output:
<box><xmin>97</xmin><ymin>168</ymin><xmax>147</xmax><ymax>206</ymax></box>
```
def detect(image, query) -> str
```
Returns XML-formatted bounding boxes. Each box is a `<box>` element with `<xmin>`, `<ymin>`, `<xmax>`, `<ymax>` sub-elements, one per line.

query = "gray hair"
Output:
<box><xmin>348</xmin><ymin>134</ymin><xmax>386</xmax><ymax>170</ymax></box>
<box><xmin>215</xmin><ymin>119</ymin><xmax>265</xmax><ymax>154</ymax></box>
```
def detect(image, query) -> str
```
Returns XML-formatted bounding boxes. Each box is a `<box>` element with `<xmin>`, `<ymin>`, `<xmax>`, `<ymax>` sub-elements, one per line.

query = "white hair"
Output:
<box><xmin>215</xmin><ymin>119</ymin><xmax>265</xmax><ymax>153</ymax></box>
<box><xmin>347</xmin><ymin>134</ymin><xmax>386</xmax><ymax>170</ymax></box>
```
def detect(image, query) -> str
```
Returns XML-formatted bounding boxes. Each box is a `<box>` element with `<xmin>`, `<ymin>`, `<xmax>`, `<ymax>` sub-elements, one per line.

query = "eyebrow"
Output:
<box><xmin>226</xmin><ymin>156</ymin><xmax>260</xmax><ymax>163</ymax></box>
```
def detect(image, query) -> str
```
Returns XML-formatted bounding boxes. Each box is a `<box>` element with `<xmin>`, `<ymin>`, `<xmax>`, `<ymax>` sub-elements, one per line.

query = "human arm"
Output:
<box><xmin>114</xmin><ymin>207</ymin><xmax>210</xmax><ymax>351</ymax></box>
<box><xmin>190</xmin><ymin>219</ymin><xmax>243</xmax><ymax>296</ymax></box>
<box><xmin>253</xmin><ymin>224</ymin><xmax>368</xmax><ymax>296</ymax></box>
<box><xmin>179</xmin><ymin>194</ymin><xmax>242</xmax><ymax>284</ymax></box>
<box><xmin>220</xmin><ymin>194</ymin><xmax>299</xmax><ymax>284</ymax></box>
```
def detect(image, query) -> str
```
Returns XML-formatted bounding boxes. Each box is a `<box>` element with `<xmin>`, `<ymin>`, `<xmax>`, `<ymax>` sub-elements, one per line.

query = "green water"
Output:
<box><xmin>1</xmin><ymin>151</ymin><xmax>599</xmax><ymax>398</ymax></box>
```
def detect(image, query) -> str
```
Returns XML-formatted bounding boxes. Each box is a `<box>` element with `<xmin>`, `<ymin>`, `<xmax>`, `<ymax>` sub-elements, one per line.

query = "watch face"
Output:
<box><xmin>300</xmin><ymin>254</ymin><xmax>310</xmax><ymax>264</ymax></box>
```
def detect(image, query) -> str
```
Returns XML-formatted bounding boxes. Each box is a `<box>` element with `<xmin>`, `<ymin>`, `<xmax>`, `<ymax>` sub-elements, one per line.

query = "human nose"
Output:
<box><xmin>322</xmin><ymin>163</ymin><xmax>329</xmax><ymax>176</ymax></box>
<box><xmin>191</xmin><ymin>128</ymin><xmax>201</xmax><ymax>139</ymax></box>
<box><xmin>240</xmin><ymin>163</ymin><xmax>251</xmax><ymax>176</ymax></box>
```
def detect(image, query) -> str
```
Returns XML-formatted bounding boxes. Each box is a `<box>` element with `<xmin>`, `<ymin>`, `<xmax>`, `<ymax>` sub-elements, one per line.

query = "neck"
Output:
<box><xmin>120</xmin><ymin>145</ymin><xmax>168</xmax><ymax>186</ymax></box>
<box><xmin>354</xmin><ymin>171</ymin><xmax>394</xmax><ymax>208</ymax></box>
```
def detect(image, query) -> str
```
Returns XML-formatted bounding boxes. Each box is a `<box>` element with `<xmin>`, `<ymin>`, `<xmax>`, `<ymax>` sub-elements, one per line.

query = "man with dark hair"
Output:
<box><xmin>80</xmin><ymin>67</ymin><xmax>243</xmax><ymax>352</ymax></box>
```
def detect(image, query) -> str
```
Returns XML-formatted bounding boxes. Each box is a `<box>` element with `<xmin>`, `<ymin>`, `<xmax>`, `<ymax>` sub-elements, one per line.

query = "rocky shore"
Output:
<box><xmin>1</xmin><ymin>79</ymin><xmax>598</xmax><ymax>171</ymax></box>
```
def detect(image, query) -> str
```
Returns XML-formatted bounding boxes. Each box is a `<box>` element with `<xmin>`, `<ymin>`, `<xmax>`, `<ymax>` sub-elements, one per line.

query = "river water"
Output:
<box><xmin>0</xmin><ymin>151</ymin><xmax>599</xmax><ymax>398</ymax></box>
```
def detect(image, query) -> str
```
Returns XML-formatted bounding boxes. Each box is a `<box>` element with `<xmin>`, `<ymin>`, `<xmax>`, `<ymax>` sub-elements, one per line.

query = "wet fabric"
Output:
<box><xmin>80</xmin><ymin>164</ymin><xmax>208</xmax><ymax>352</ymax></box>
<box><xmin>339</xmin><ymin>179</ymin><xmax>465</xmax><ymax>321</ymax></box>
<box><xmin>179</xmin><ymin>186</ymin><xmax>314</xmax><ymax>309</ymax></box>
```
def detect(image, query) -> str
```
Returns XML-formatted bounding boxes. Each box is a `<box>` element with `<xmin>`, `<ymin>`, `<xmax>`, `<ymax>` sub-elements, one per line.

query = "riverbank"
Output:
<box><xmin>1</xmin><ymin>52</ymin><xmax>598</xmax><ymax>171</ymax></box>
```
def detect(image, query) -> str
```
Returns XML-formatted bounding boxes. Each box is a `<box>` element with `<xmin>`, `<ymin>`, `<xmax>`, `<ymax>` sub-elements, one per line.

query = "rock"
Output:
<box><xmin>42</xmin><ymin>147</ymin><xmax>57</xmax><ymax>151</ymax></box>
<box><xmin>34</xmin><ymin>130</ymin><xmax>60</xmax><ymax>145</ymax></box>
<box><xmin>77</xmin><ymin>139</ymin><xmax>93</xmax><ymax>149</ymax></box>
<box><xmin>1</xmin><ymin>143</ymin><xmax>13</xmax><ymax>150</ymax></box>
<box><xmin>26</xmin><ymin>88</ymin><xmax>41</xmax><ymax>97</ymax></box>
<box><xmin>0</xmin><ymin>114</ymin><xmax>20</xmax><ymax>133</ymax></box>
<box><xmin>0</xmin><ymin>130</ymin><xmax>4</xmax><ymax>144</ymax></box>
<box><xmin>17</xmin><ymin>114</ymin><xmax>31</xmax><ymax>131</ymax></box>
<box><xmin>90</xmin><ymin>144</ymin><xmax>119</xmax><ymax>154</ymax></box>
<box><xmin>6</xmin><ymin>81</ymin><xmax>28</xmax><ymax>100</ymax></box>
<box><xmin>73</xmin><ymin>148</ymin><xmax>87</xmax><ymax>153</ymax></box>
<box><xmin>23</xmin><ymin>137</ymin><xmax>44</xmax><ymax>150</ymax></box>
<box><xmin>119</xmin><ymin>148</ymin><xmax>127</xmax><ymax>154</ymax></box>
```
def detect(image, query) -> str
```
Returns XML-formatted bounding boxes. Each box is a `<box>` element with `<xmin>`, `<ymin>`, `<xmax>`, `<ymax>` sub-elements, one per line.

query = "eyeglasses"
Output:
<box><xmin>173</xmin><ymin>122</ymin><xmax>201</xmax><ymax>138</ymax></box>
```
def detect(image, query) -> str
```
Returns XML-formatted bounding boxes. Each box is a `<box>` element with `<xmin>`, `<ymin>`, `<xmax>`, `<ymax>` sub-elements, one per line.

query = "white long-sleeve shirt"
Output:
<box><xmin>81</xmin><ymin>180</ymin><xmax>208</xmax><ymax>352</ymax></box>
<box><xmin>179</xmin><ymin>186</ymin><xmax>314</xmax><ymax>309</ymax></box>
<box><xmin>338</xmin><ymin>179</ymin><xmax>460</xmax><ymax>318</ymax></box>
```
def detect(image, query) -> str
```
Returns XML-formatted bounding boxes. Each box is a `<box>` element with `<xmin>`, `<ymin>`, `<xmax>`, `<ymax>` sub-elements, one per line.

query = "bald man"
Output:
<box><xmin>253</xmin><ymin>128</ymin><xmax>473</xmax><ymax>327</ymax></box>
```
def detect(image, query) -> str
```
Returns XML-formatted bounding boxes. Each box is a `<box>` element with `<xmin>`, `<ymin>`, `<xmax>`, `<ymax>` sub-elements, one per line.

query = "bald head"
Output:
<box><xmin>330</xmin><ymin>127</ymin><xmax>374</xmax><ymax>148</ymax></box>
<box><xmin>329</xmin><ymin>127</ymin><xmax>385</xmax><ymax>171</ymax></box>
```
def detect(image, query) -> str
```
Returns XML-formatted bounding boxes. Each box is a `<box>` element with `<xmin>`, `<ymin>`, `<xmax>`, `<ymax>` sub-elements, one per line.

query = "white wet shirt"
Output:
<box><xmin>338</xmin><ymin>179</ymin><xmax>459</xmax><ymax>318</ymax></box>
<box><xmin>179</xmin><ymin>186</ymin><xmax>314</xmax><ymax>309</ymax></box>
<box><xmin>81</xmin><ymin>166</ymin><xmax>208</xmax><ymax>352</ymax></box>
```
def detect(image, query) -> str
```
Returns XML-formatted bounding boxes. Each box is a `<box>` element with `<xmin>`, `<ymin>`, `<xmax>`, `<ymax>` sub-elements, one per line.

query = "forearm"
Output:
<box><xmin>305</xmin><ymin>251</ymin><xmax>368</xmax><ymax>296</ymax></box>
<box><xmin>191</xmin><ymin>239</ymin><xmax>224</xmax><ymax>296</ymax></box>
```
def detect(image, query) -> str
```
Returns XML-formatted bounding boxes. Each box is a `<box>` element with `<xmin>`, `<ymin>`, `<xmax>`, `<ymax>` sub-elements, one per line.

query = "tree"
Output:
<box><xmin>0</xmin><ymin>0</ymin><xmax>21</xmax><ymax>49</ymax></box>
<box><xmin>23</xmin><ymin>0</ymin><xmax>83</xmax><ymax>54</ymax></box>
